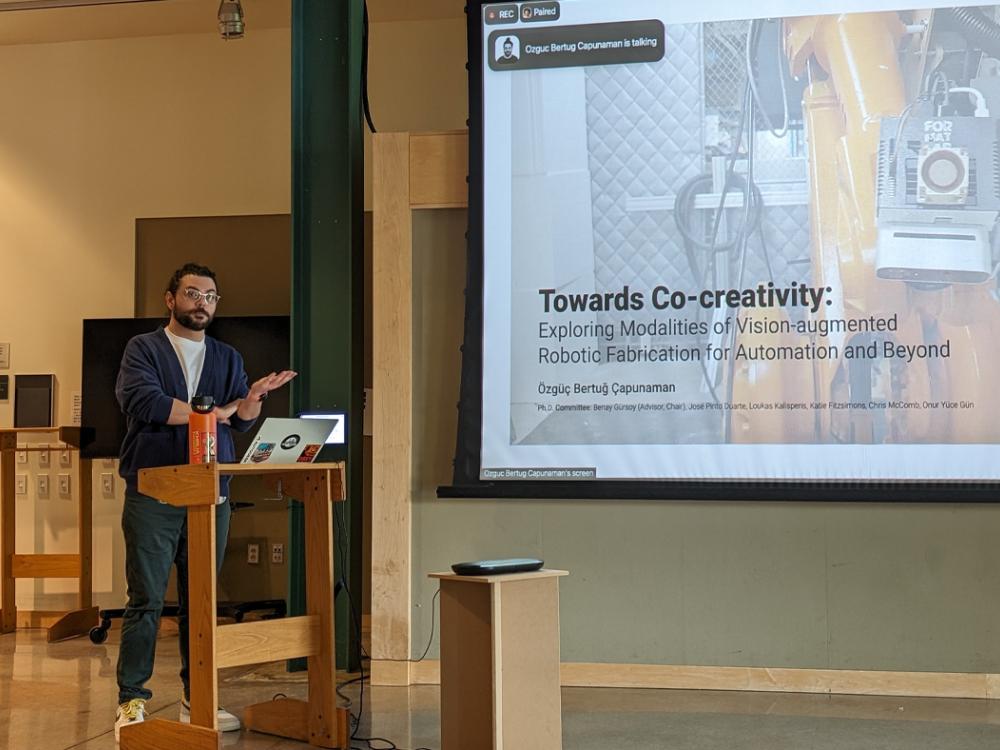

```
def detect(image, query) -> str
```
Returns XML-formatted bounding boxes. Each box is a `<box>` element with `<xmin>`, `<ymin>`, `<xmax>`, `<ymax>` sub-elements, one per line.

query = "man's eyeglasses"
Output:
<box><xmin>180</xmin><ymin>288</ymin><xmax>222</xmax><ymax>305</ymax></box>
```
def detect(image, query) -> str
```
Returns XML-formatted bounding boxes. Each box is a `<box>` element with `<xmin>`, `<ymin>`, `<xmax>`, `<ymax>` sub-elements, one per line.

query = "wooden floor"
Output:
<box><xmin>3</xmin><ymin>628</ymin><xmax>1000</xmax><ymax>749</ymax></box>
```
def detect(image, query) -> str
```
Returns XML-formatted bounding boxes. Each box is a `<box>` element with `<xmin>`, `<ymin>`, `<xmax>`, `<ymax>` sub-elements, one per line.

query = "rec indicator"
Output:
<box><xmin>484</xmin><ymin>3</ymin><xmax>519</xmax><ymax>24</ymax></box>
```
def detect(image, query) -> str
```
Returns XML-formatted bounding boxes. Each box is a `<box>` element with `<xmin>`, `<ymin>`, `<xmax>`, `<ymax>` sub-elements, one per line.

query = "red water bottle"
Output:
<box><xmin>189</xmin><ymin>395</ymin><xmax>217</xmax><ymax>464</ymax></box>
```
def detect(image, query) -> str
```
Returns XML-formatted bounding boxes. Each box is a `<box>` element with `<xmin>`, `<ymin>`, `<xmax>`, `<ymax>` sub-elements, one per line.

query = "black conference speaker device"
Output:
<box><xmin>451</xmin><ymin>558</ymin><xmax>544</xmax><ymax>575</ymax></box>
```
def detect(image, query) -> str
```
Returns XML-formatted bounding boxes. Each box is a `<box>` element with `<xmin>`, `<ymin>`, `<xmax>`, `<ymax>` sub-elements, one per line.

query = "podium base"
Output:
<box><xmin>47</xmin><ymin>606</ymin><xmax>99</xmax><ymax>642</ymax></box>
<box><xmin>244</xmin><ymin>697</ymin><xmax>349</xmax><ymax>748</ymax></box>
<box><xmin>119</xmin><ymin>718</ymin><xmax>220</xmax><ymax>750</ymax></box>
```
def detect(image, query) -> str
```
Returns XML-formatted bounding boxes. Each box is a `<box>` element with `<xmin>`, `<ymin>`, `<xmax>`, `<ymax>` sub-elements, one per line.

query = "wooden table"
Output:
<box><xmin>120</xmin><ymin>462</ymin><xmax>348</xmax><ymax>750</ymax></box>
<box><xmin>0</xmin><ymin>426</ymin><xmax>98</xmax><ymax>640</ymax></box>
<box><xmin>430</xmin><ymin>569</ymin><xmax>567</xmax><ymax>750</ymax></box>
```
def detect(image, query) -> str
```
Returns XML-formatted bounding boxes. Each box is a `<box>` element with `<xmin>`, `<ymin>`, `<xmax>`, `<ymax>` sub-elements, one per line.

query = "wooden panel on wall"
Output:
<box><xmin>391</xmin><ymin>658</ymin><xmax>1000</xmax><ymax>701</ymax></box>
<box><xmin>409</xmin><ymin>131</ymin><xmax>469</xmax><ymax>209</ymax></box>
<box><xmin>134</xmin><ymin>214</ymin><xmax>292</xmax><ymax>317</ymax></box>
<box><xmin>372</xmin><ymin>132</ymin><xmax>414</xmax><ymax>664</ymax></box>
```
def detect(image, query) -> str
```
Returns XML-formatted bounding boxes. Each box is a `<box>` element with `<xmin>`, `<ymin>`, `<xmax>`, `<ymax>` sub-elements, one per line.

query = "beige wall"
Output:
<box><xmin>404</xmin><ymin>202</ymin><xmax>1000</xmax><ymax>674</ymax></box>
<box><xmin>1</xmin><ymin>28</ymin><xmax>291</xmax><ymax>609</ymax></box>
<box><xmin>0</xmin><ymin>10</ymin><xmax>468</xmax><ymax>614</ymax></box>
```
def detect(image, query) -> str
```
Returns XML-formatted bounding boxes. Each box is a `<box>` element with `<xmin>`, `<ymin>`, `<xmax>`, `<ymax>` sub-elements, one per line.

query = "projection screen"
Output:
<box><xmin>451</xmin><ymin>0</ymin><xmax>1000</xmax><ymax>495</ymax></box>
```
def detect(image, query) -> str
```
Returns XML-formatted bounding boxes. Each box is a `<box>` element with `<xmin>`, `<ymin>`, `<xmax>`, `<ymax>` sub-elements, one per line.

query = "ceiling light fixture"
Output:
<box><xmin>217</xmin><ymin>0</ymin><xmax>244</xmax><ymax>40</ymax></box>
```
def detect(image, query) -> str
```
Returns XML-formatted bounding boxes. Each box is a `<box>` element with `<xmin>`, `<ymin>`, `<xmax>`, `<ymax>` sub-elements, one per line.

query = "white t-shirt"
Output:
<box><xmin>165</xmin><ymin>328</ymin><xmax>206</xmax><ymax>402</ymax></box>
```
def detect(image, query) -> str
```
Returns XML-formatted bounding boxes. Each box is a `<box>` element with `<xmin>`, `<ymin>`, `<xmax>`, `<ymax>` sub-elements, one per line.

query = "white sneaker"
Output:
<box><xmin>114</xmin><ymin>698</ymin><xmax>146</xmax><ymax>743</ymax></box>
<box><xmin>180</xmin><ymin>697</ymin><xmax>241</xmax><ymax>732</ymax></box>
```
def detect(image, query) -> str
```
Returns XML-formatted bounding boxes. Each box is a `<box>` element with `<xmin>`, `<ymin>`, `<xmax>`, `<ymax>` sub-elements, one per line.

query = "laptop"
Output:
<box><xmin>240</xmin><ymin>417</ymin><xmax>341</xmax><ymax>464</ymax></box>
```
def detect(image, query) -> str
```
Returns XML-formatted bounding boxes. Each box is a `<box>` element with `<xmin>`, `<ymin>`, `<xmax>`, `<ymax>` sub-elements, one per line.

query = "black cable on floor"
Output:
<box><xmin>63</xmin><ymin>730</ymin><xmax>113</xmax><ymax>750</ymax></box>
<box><xmin>332</xmin><ymin>505</ymin><xmax>436</xmax><ymax>750</ymax></box>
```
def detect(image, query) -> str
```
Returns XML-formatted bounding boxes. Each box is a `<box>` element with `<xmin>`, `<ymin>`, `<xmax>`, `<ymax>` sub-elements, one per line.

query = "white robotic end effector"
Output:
<box><xmin>875</xmin><ymin>97</ymin><xmax>1000</xmax><ymax>285</ymax></box>
<box><xmin>878</xmin><ymin>139</ymin><xmax>993</xmax><ymax>284</ymax></box>
<box><xmin>876</xmin><ymin>224</ymin><xmax>994</xmax><ymax>284</ymax></box>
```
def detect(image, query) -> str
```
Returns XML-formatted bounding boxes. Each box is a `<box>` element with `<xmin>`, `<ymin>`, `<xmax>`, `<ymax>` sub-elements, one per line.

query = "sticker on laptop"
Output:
<box><xmin>280</xmin><ymin>434</ymin><xmax>301</xmax><ymax>450</ymax></box>
<box><xmin>249</xmin><ymin>442</ymin><xmax>275</xmax><ymax>463</ymax></box>
<box><xmin>297</xmin><ymin>444</ymin><xmax>322</xmax><ymax>463</ymax></box>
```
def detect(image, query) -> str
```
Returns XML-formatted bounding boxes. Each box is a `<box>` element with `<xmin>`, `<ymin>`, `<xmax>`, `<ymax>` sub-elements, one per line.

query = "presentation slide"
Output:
<box><xmin>477</xmin><ymin>0</ymin><xmax>1000</xmax><ymax>481</ymax></box>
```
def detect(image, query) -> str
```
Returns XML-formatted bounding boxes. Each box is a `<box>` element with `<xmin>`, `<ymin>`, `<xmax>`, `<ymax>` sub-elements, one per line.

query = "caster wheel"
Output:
<box><xmin>89</xmin><ymin>626</ymin><xmax>108</xmax><ymax>644</ymax></box>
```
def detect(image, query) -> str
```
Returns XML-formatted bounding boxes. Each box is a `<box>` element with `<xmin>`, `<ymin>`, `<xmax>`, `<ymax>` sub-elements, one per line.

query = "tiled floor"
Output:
<box><xmin>3</xmin><ymin>628</ymin><xmax>1000</xmax><ymax>750</ymax></box>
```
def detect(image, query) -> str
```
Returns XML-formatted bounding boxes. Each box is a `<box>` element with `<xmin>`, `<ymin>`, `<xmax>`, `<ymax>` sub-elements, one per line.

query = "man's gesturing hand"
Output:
<box><xmin>235</xmin><ymin>371</ymin><xmax>297</xmax><ymax>423</ymax></box>
<box><xmin>248</xmin><ymin>371</ymin><xmax>298</xmax><ymax>402</ymax></box>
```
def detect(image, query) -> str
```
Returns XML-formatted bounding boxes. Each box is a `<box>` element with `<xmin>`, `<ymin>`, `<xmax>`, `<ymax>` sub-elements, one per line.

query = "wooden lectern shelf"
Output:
<box><xmin>0</xmin><ymin>427</ymin><xmax>98</xmax><ymax>640</ymax></box>
<box><xmin>120</xmin><ymin>461</ymin><xmax>348</xmax><ymax>750</ymax></box>
<box><xmin>137</xmin><ymin>461</ymin><xmax>344</xmax><ymax>508</ymax></box>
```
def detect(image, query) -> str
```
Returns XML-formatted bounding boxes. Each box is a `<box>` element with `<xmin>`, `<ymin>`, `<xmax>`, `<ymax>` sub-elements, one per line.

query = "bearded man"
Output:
<box><xmin>112</xmin><ymin>262</ymin><xmax>295</xmax><ymax>741</ymax></box>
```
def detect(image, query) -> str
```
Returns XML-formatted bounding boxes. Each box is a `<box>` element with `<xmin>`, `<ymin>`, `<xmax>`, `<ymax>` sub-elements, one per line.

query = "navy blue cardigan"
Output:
<box><xmin>115</xmin><ymin>327</ymin><xmax>256</xmax><ymax>496</ymax></box>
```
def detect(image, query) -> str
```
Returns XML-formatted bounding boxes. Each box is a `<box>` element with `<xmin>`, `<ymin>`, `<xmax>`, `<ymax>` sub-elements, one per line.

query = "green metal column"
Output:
<box><xmin>289</xmin><ymin>0</ymin><xmax>365</xmax><ymax>671</ymax></box>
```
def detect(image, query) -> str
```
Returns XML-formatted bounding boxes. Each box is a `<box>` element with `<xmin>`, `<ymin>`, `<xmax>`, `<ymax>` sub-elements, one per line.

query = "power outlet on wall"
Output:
<box><xmin>15</xmin><ymin>475</ymin><xmax>27</xmax><ymax>495</ymax></box>
<box><xmin>100</xmin><ymin>473</ymin><xmax>114</xmax><ymax>497</ymax></box>
<box><xmin>247</xmin><ymin>543</ymin><xmax>260</xmax><ymax>565</ymax></box>
<box><xmin>58</xmin><ymin>473</ymin><xmax>71</xmax><ymax>497</ymax></box>
<box><xmin>38</xmin><ymin>449</ymin><xmax>50</xmax><ymax>468</ymax></box>
<box><xmin>271</xmin><ymin>543</ymin><xmax>284</xmax><ymax>564</ymax></box>
<box><xmin>59</xmin><ymin>449</ymin><xmax>72</xmax><ymax>467</ymax></box>
<box><xmin>37</xmin><ymin>475</ymin><xmax>49</xmax><ymax>497</ymax></box>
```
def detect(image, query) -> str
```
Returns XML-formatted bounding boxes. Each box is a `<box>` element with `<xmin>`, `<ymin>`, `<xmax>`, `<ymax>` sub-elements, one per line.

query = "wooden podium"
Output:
<box><xmin>120</xmin><ymin>462</ymin><xmax>349</xmax><ymax>750</ymax></box>
<box><xmin>0</xmin><ymin>426</ymin><xmax>99</xmax><ymax>641</ymax></box>
<box><xmin>430</xmin><ymin>569</ymin><xmax>567</xmax><ymax>750</ymax></box>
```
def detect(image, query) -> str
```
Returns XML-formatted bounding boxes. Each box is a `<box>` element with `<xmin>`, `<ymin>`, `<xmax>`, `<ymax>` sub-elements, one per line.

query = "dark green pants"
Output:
<box><xmin>116</xmin><ymin>490</ymin><xmax>230</xmax><ymax>704</ymax></box>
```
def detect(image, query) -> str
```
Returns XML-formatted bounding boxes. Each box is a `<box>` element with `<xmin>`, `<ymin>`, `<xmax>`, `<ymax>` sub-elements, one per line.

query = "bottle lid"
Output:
<box><xmin>191</xmin><ymin>395</ymin><xmax>215</xmax><ymax>413</ymax></box>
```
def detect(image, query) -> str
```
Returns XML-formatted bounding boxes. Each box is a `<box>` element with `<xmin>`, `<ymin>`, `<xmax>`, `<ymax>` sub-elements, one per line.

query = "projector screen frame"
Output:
<box><xmin>442</xmin><ymin>0</ymin><xmax>1000</xmax><ymax>501</ymax></box>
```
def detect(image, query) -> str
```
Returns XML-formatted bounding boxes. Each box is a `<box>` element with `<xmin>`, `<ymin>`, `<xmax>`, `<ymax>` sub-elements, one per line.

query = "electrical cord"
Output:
<box><xmin>695</xmin><ymin>253</ymin><xmax>722</xmax><ymax>406</ymax></box>
<box><xmin>331</xmin><ymin>502</ymin><xmax>367</xmax><ymax>737</ymax></box>
<box><xmin>722</xmin><ymin>89</ymin><xmax>759</xmax><ymax>444</ymax></box>
<box><xmin>674</xmin><ymin>81</ymin><xmax>756</xmax><ymax>409</ymax></box>
<box><xmin>756</xmin><ymin>218</ymin><xmax>776</xmax><ymax>286</ymax></box>
<box><xmin>332</xmin><ymin>504</ymin><xmax>436</xmax><ymax>750</ymax></box>
<box><xmin>746</xmin><ymin>18</ymin><xmax>790</xmax><ymax>139</ymax></box>
<box><xmin>675</xmin><ymin>167</ymin><xmax>763</xmax><ymax>408</ymax></box>
<box><xmin>706</xmin><ymin>83</ymin><xmax>751</xmax><ymax>254</ymax></box>
<box><xmin>63</xmin><ymin>730</ymin><xmax>113</xmax><ymax>749</ymax></box>
<box><xmin>735</xmin><ymin>116</ymin><xmax>757</xmax><ymax>293</ymax></box>
<box><xmin>929</xmin><ymin>68</ymin><xmax>951</xmax><ymax>115</ymax></box>
<box><xmin>949</xmin><ymin>85</ymin><xmax>990</xmax><ymax>116</ymax></box>
<box><xmin>412</xmin><ymin>589</ymin><xmax>441</xmax><ymax>663</ymax></box>
<box><xmin>885</xmin><ymin>66</ymin><xmax>949</xmax><ymax>184</ymax></box>
<box><xmin>362</xmin><ymin>0</ymin><xmax>377</xmax><ymax>133</ymax></box>
<box><xmin>335</xmin><ymin>586</ymin><xmax>439</xmax><ymax>708</ymax></box>
<box><xmin>349</xmin><ymin>725</ymin><xmax>433</xmax><ymax>750</ymax></box>
<box><xmin>674</xmin><ymin>174</ymin><xmax>763</xmax><ymax>258</ymax></box>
